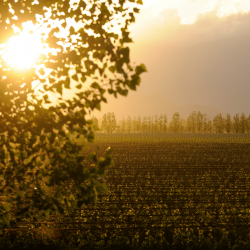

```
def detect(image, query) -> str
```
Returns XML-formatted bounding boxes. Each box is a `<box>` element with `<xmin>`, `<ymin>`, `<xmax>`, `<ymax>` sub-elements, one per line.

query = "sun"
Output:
<box><xmin>2</xmin><ymin>33</ymin><xmax>43</xmax><ymax>70</ymax></box>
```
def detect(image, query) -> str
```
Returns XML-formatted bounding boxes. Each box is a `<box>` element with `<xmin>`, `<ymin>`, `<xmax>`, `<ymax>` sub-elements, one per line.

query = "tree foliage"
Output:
<box><xmin>171</xmin><ymin>112</ymin><xmax>181</xmax><ymax>133</ymax></box>
<box><xmin>101</xmin><ymin>112</ymin><xmax>117</xmax><ymax>133</ymax></box>
<box><xmin>213</xmin><ymin>113</ymin><xmax>224</xmax><ymax>133</ymax></box>
<box><xmin>0</xmin><ymin>0</ymin><xmax>147</xmax><ymax>230</ymax></box>
<box><xmin>233</xmin><ymin>114</ymin><xmax>240</xmax><ymax>133</ymax></box>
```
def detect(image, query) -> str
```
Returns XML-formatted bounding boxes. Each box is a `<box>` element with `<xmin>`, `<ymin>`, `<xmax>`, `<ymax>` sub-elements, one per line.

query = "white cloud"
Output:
<box><xmin>137</xmin><ymin>0</ymin><xmax>250</xmax><ymax>25</ymax></box>
<box><xmin>128</xmin><ymin>8</ymin><xmax>250</xmax><ymax>114</ymax></box>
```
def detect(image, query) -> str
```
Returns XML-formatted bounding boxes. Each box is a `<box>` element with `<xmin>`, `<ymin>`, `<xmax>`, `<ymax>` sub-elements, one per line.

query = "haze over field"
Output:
<box><xmin>94</xmin><ymin>0</ymin><xmax>250</xmax><ymax>119</ymax></box>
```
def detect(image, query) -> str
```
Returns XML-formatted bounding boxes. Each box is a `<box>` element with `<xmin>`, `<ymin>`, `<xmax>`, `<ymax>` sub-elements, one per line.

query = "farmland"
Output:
<box><xmin>3</xmin><ymin>133</ymin><xmax>250</xmax><ymax>244</ymax></box>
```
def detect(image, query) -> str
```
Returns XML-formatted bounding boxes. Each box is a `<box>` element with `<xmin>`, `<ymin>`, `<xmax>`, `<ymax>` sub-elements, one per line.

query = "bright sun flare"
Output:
<box><xmin>2</xmin><ymin>33</ymin><xmax>43</xmax><ymax>70</ymax></box>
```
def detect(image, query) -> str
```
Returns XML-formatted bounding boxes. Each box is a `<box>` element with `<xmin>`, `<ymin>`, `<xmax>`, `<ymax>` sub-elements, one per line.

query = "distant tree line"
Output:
<box><xmin>97</xmin><ymin>111</ymin><xmax>250</xmax><ymax>134</ymax></box>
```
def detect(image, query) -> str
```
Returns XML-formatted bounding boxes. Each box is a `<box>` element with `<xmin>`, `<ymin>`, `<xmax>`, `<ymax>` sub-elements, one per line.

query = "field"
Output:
<box><xmin>4</xmin><ymin>133</ymin><xmax>250</xmax><ymax>242</ymax></box>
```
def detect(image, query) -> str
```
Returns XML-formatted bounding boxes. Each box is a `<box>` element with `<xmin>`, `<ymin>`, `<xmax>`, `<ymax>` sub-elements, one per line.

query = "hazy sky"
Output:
<box><xmin>101</xmin><ymin>0</ymin><xmax>250</xmax><ymax>117</ymax></box>
<box><xmin>135</xmin><ymin>0</ymin><xmax>250</xmax><ymax>25</ymax></box>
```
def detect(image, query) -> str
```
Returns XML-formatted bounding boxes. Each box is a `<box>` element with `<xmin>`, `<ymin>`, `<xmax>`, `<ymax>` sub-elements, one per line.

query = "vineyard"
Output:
<box><xmin>3</xmin><ymin>133</ymin><xmax>250</xmax><ymax>248</ymax></box>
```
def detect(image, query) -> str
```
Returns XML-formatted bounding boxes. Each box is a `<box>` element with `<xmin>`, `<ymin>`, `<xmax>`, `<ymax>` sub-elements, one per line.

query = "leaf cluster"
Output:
<box><xmin>0</xmin><ymin>0</ymin><xmax>147</xmax><ymax>230</ymax></box>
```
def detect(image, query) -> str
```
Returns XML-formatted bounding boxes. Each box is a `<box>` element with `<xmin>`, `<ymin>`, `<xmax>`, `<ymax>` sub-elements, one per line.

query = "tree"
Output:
<box><xmin>142</xmin><ymin>116</ymin><xmax>146</xmax><ymax>133</ymax></box>
<box><xmin>101</xmin><ymin>112</ymin><xmax>117</xmax><ymax>133</ymax></box>
<box><xmin>233</xmin><ymin>114</ymin><xmax>240</xmax><ymax>133</ymax></box>
<box><xmin>203</xmin><ymin>114</ymin><xmax>208</xmax><ymax>133</ymax></box>
<box><xmin>196</xmin><ymin>111</ymin><xmax>203</xmax><ymax>133</ymax></box>
<box><xmin>133</xmin><ymin>116</ymin><xmax>136</xmax><ymax>133</ymax></box>
<box><xmin>154</xmin><ymin>114</ymin><xmax>159</xmax><ymax>133</ymax></box>
<box><xmin>240</xmin><ymin>113</ymin><xmax>246</xmax><ymax>133</ymax></box>
<box><xmin>92</xmin><ymin>116</ymin><xmax>100</xmax><ymax>131</ymax></box>
<box><xmin>246</xmin><ymin>115</ymin><xmax>250</xmax><ymax>133</ymax></box>
<box><xmin>158</xmin><ymin>114</ymin><xmax>163</xmax><ymax>133</ymax></box>
<box><xmin>207</xmin><ymin>118</ymin><xmax>212</xmax><ymax>133</ymax></box>
<box><xmin>187</xmin><ymin>117</ymin><xmax>192</xmax><ymax>133</ymax></box>
<box><xmin>127</xmin><ymin>116</ymin><xmax>132</xmax><ymax>133</ymax></box>
<box><xmin>0</xmin><ymin>0</ymin><xmax>146</xmax><ymax>229</ymax></box>
<box><xmin>149</xmin><ymin>116</ymin><xmax>152</xmax><ymax>133</ymax></box>
<box><xmin>101</xmin><ymin>113</ymin><xmax>108</xmax><ymax>132</ymax></box>
<box><xmin>172</xmin><ymin>112</ymin><xmax>181</xmax><ymax>133</ymax></box>
<box><xmin>187</xmin><ymin>111</ymin><xmax>196</xmax><ymax>133</ymax></box>
<box><xmin>179</xmin><ymin>118</ymin><xmax>185</xmax><ymax>132</ymax></box>
<box><xmin>136</xmin><ymin>116</ymin><xmax>141</xmax><ymax>133</ymax></box>
<box><xmin>225</xmin><ymin>114</ymin><xmax>232</xmax><ymax>133</ymax></box>
<box><xmin>163</xmin><ymin>114</ymin><xmax>168</xmax><ymax>133</ymax></box>
<box><xmin>213</xmin><ymin>113</ymin><xmax>224</xmax><ymax>133</ymax></box>
<box><xmin>121</xmin><ymin>117</ymin><xmax>126</xmax><ymax>133</ymax></box>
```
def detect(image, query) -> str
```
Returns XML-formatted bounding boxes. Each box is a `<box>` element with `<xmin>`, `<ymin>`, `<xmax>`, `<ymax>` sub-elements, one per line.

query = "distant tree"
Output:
<box><xmin>213</xmin><ymin>114</ymin><xmax>218</xmax><ymax>133</ymax></box>
<box><xmin>187</xmin><ymin>117</ymin><xmax>192</xmax><ymax>133</ymax></box>
<box><xmin>196</xmin><ymin>111</ymin><xmax>204</xmax><ymax>133</ymax></box>
<box><xmin>172</xmin><ymin>112</ymin><xmax>181</xmax><ymax>133</ymax></box>
<box><xmin>207</xmin><ymin>118</ymin><xmax>212</xmax><ymax>133</ymax></box>
<box><xmin>133</xmin><ymin>116</ymin><xmax>136</xmax><ymax>133</ymax></box>
<box><xmin>187</xmin><ymin>111</ymin><xmax>197</xmax><ymax>133</ymax></box>
<box><xmin>121</xmin><ymin>117</ymin><xmax>126</xmax><ymax>133</ymax></box>
<box><xmin>149</xmin><ymin>116</ymin><xmax>152</xmax><ymax>133</ymax></box>
<box><xmin>127</xmin><ymin>116</ymin><xmax>132</xmax><ymax>133</ymax></box>
<box><xmin>240</xmin><ymin>113</ymin><xmax>246</xmax><ymax>133</ymax></box>
<box><xmin>163</xmin><ymin>114</ymin><xmax>168</xmax><ymax>133</ymax></box>
<box><xmin>142</xmin><ymin>116</ymin><xmax>146</xmax><ymax>133</ymax></box>
<box><xmin>92</xmin><ymin>116</ymin><xmax>100</xmax><ymax>131</ymax></box>
<box><xmin>246</xmin><ymin>115</ymin><xmax>250</xmax><ymax>134</ymax></box>
<box><xmin>136</xmin><ymin>116</ymin><xmax>141</xmax><ymax>133</ymax></box>
<box><xmin>101</xmin><ymin>112</ymin><xmax>117</xmax><ymax>133</ymax></box>
<box><xmin>154</xmin><ymin>114</ymin><xmax>159</xmax><ymax>133</ymax></box>
<box><xmin>225</xmin><ymin>114</ymin><xmax>232</xmax><ymax>133</ymax></box>
<box><xmin>159</xmin><ymin>114</ymin><xmax>163</xmax><ymax>133</ymax></box>
<box><xmin>213</xmin><ymin>113</ymin><xmax>224</xmax><ymax>133</ymax></box>
<box><xmin>180</xmin><ymin>118</ymin><xmax>185</xmax><ymax>132</ymax></box>
<box><xmin>203</xmin><ymin>114</ymin><xmax>208</xmax><ymax>133</ymax></box>
<box><xmin>101</xmin><ymin>114</ymin><xmax>108</xmax><ymax>132</ymax></box>
<box><xmin>233</xmin><ymin>113</ymin><xmax>240</xmax><ymax>133</ymax></box>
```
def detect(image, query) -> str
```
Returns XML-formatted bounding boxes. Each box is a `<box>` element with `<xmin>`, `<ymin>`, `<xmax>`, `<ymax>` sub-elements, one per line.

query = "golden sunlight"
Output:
<box><xmin>2</xmin><ymin>33</ymin><xmax>43</xmax><ymax>70</ymax></box>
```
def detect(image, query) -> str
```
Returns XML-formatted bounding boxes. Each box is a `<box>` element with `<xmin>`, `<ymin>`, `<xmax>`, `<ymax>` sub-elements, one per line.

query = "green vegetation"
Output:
<box><xmin>101</xmin><ymin>113</ymin><xmax>117</xmax><ymax>134</ymax></box>
<box><xmin>100</xmin><ymin>111</ymin><xmax>250</xmax><ymax>134</ymax></box>
<box><xmin>95</xmin><ymin>132</ymin><xmax>250</xmax><ymax>143</ymax></box>
<box><xmin>1</xmin><ymin>133</ymin><xmax>250</xmax><ymax>250</ymax></box>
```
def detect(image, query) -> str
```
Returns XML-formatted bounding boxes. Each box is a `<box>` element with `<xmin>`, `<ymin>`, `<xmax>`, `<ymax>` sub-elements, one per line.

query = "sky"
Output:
<box><xmin>96</xmin><ymin>0</ymin><xmax>250</xmax><ymax>119</ymax></box>
<box><xmin>134</xmin><ymin>0</ymin><xmax>250</xmax><ymax>25</ymax></box>
<box><xmin>2</xmin><ymin>0</ymin><xmax>250</xmax><ymax>119</ymax></box>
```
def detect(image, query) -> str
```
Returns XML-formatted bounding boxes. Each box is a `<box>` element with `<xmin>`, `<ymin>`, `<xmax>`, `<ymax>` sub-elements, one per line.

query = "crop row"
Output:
<box><xmin>5</xmin><ymin>139</ymin><xmax>250</xmax><ymax>239</ymax></box>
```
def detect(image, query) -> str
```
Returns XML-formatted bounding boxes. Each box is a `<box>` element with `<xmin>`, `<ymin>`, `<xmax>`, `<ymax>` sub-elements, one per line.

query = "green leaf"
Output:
<box><xmin>55</xmin><ymin>81</ymin><xmax>64</xmax><ymax>95</ymax></box>
<box><xmin>95</xmin><ymin>103</ymin><xmax>101</xmax><ymax>111</ymax></box>
<box><xmin>81</xmin><ymin>76</ymin><xmax>87</xmax><ymax>83</ymax></box>
<box><xmin>91</xmin><ymin>82</ymin><xmax>101</xmax><ymax>89</ymax></box>
<box><xmin>87</xmin><ymin>152</ymin><xmax>97</xmax><ymax>163</ymax></box>
<box><xmin>61</xmin><ymin>21</ymin><xmax>67</xmax><ymax>29</ymax></box>
<box><xmin>136</xmin><ymin>64</ymin><xmax>147</xmax><ymax>74</ymax></box>
<box><xmin>75</xmin><ymin>84</ymin><xmax>82</xmax><ymax>89</ymax></box>
<box><xmin>129</xmin><ymin>76</ymin><xmax>140</xmax><ymax>90</ymax></box>
<box><xmin>64</xmin><ymin>77</ymin><xmax>70</xmax><ymax>89</ymax></box>
<box><xmin>72</xmin><ymin>74</ymin><xmax>78</xmax><ymax>81</ymax></box>
<box><xmin>133</xmin><ymin>7</ymin><xmax>140</xmax><ymax>13</ymax></box>
<box><xmin>109</xmin><ymin>66</ymin><xmax>116</xmax><ymax>73</ymax></box>
<box><xmin>79</xmin><ymin>1</ymin><xmax>87</xmax><ymax>9</ymax></box>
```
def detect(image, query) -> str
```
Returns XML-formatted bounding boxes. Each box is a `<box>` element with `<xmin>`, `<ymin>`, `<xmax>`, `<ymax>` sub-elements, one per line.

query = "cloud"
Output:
<box><xmin>131</xmin><ymin>9</ymin><xmax>250</xmax><ymax>52</ymax></box>
<box><xmin>128</xmin><ymin>9</ymin><xmax>250</xmax><ymax>114</ymax></box>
